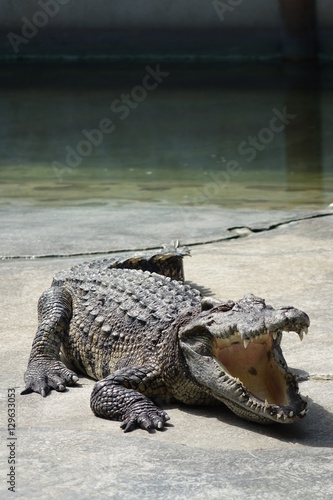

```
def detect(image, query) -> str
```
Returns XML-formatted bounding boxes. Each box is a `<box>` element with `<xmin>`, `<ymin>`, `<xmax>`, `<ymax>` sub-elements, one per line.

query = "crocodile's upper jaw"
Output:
<box><xmin>179</xmin><ymin>294</ymin><xmax>310</xmax><ymax>424</ymax></box>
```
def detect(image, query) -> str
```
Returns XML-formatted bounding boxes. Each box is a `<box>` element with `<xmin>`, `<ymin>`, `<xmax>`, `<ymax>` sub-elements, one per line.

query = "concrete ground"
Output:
<box><xmin>1</xmin><ymin>207</ymin><xmax>333</xmax><ymax>499</ymax></box>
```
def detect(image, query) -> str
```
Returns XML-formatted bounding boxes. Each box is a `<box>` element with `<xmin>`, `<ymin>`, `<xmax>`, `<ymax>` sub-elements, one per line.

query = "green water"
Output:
<box><xmin>1</xmin><ymin>64</ymin><xmax>332</xmax><ymax>210</ymax></box>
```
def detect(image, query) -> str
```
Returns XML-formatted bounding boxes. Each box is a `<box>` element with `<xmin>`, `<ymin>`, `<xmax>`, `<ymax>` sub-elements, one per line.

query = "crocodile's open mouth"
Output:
<box><xmin>180</xmin><ymin>325</ymin><xmax>309</xmax><ymax>424</ymax></box>
<box><xmin>213</xmin><ymin>332</ymin><xmax>288</xmax><ymax>405</ymax></box>
<box><xmin>179</xmin><ymin>294</ymin><xmax>310</xmax><ymax>424</ymax></box>
<box><xmin>210</xmin><ymin>329</ymin><xmax>308</xmax><ymax>423</ymax></box>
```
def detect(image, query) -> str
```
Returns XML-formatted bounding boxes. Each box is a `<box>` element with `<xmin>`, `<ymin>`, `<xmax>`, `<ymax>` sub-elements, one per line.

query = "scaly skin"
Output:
<box><xmin>22</xmin><ymin>248</ymin><xmax>310</xmax><ymax>431</ymax></box>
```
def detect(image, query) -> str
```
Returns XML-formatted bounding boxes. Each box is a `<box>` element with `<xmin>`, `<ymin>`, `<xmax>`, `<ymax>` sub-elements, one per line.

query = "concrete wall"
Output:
<box><xmin>0</xmin><ymin>1</ymin><xmax>281</xmax><ymax>29</ymax></box>
<box><xmin>0</xmin><ymin>0</ymin><xmax>332</xmax><ymax>60</ymax></box>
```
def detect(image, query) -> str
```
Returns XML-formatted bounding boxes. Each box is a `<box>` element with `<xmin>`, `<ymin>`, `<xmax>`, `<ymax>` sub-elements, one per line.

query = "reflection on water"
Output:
<box><xmin>0</xmin><ymin>64</ymin><xmax>332</xmax><ymax>210</ymax></box>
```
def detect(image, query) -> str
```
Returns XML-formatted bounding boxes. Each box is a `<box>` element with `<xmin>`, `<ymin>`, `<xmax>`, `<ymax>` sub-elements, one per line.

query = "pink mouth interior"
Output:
<box><xmin>212</xmin><ymin>333</ymin><xmax>288</xmax><ymax>405</ymax></box>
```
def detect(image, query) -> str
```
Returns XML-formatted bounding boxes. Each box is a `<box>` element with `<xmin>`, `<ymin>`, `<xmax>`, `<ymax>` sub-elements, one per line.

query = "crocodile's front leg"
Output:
<box><xmin>22</xmin><ymin>286</ymin><xmax>79</xmax><ymax>397</ymax></box>
<box><xmin>90</xmin><ymin>367</ymin><xmax>170</xmax><ymax>432</ymax></box>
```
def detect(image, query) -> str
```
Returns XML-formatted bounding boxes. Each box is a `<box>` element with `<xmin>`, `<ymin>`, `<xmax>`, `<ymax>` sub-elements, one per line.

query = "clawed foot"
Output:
<box><xmin>21</xmin><ymin>359</ymin><xmax>79</xmax><ymax>397</ymax></box>
<box><xmin>121</xmin><ymin>401</ymin><xmax>170</xmax><ymax>433</ymax></box>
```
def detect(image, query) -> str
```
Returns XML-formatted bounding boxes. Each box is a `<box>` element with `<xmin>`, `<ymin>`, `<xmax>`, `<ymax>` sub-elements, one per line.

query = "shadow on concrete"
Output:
<box><xmin>185</xmin><ymin>280</ymin><xmax>216</xmax><ymax>297</ymax></box>
<box><xmin>174</xmin><ymin>399</ymin><xmax>333</xmax><ymax>448</ymax></box>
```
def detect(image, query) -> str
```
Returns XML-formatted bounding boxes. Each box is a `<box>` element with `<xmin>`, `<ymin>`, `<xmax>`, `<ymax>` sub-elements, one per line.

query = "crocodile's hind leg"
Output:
<box><xmin>22</xmin><ymin>287</ymin><xmax>79</xmax><ymax>397</ymax></box>
<box><xmin>90</xmin><ymin>366</ymin><xmax>170</xmax><ymax>432</ymax></box>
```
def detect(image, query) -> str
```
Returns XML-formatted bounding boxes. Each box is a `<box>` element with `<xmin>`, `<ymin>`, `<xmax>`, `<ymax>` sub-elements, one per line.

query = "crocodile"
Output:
<box><xmin>22</xmin><ymin>247</ymin><xmax>310</xmax><ymax>432</ymax></box>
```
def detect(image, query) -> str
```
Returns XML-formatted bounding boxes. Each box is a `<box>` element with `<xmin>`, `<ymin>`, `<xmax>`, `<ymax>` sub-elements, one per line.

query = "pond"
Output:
<box><xmin>0</xmin><ymin>63</ymin><xmax>332</xmax><ymax>210</ymax></box>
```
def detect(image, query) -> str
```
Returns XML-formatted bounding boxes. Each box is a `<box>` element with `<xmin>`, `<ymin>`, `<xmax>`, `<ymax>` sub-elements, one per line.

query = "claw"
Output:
<box><xmin>121</xmin><ymin>419</ymin><xmax>136</xmax><ymax>433</ymax></box>
<box><xmin>23</xmin><ymin>360</ymin><xmax>79</xmax><ymax>398</ymax></box>
<box><xmin>121</xmin><ymin>406</ymin><xmax>170</xmax><ymax>432</ymax></box>
<box><xmin>21</xmin><ymin>387</ymin><xmax>34</xmax><ymax>396</ymax></box>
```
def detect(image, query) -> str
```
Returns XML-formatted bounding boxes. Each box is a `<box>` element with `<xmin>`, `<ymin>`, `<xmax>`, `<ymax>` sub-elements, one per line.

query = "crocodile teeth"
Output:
<box><xmin>277</xmin><ymin>412</ymin><xmax>283</xmax><ymax>419</ymax></box>
<box><xmin>303</xmin><ymin>326</ymin><xmax>308</xmax><ymax>335</ymax></box>
<box><xmin>243</xmin><ymin>339</ymin><xmax>250</xmax><ymax>349</ymax></box>
<box><xmin>288</xmin><ymin>411</ymin><xmax>294</xmax><ymax>418</ymax></box>
<box><xmin>272</xmin><ymin>331</ymin><xmax>278</xmax><ymax>340</ymax></box>
<box><xmin>298</xmin><ymin>330</ymin><xmax>304</xmax><ymax>341</ymax></box>
<box><xmin>300</xmin><ymin>409</ymin><xmax>306</xmax><ymax>416</ymax></box>
<box><xmin>265</xmin><ymin>399</ymin><xmax>270</xmax><ymax>408</ymax></box>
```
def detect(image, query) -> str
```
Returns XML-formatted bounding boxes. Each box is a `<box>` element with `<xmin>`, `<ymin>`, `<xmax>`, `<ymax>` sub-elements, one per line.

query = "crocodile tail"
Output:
<box><xmin>109</xmin><ymin>243</ymin><xmax>190</xmax><ymax>282</ymax></box>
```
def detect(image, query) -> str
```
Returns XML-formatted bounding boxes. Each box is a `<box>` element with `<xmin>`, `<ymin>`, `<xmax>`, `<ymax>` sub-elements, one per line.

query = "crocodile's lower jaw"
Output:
<box><xmin>212</xmin><ymin>332</ymin><xmax>308</xmax><ymax>423</ymax></box>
